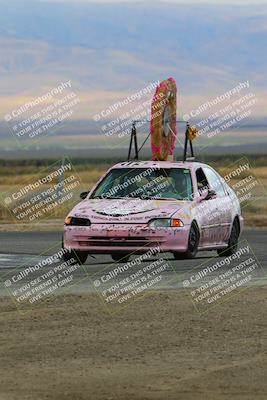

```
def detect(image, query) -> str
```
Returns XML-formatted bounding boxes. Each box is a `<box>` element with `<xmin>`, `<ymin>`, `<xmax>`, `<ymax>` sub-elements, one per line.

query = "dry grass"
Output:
<box><xmin>0</xmin><ymin>162</ymin><xmax>266</xmax><ymax>227</ymax></box>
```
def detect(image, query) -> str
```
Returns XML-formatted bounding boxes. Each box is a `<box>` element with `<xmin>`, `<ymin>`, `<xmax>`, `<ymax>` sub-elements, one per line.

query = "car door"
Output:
<box><xmin>203</xmin><ymin>167</ymin><xmax>232</xmax><ymax>244</ymax></box>
<box><xmin>195</xmin><ymin>167</ymin><xmax>223</xmax><ymax>247</ymax></box>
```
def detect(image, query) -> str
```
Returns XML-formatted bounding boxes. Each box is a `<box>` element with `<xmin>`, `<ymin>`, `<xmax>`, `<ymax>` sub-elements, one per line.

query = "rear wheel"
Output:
<box><xmin>173</xmin><ymin>222</ymin><xmax>200</xmax><ymax>260</ymax></box>
<box><xmin>217</xmin><ymin>219</ymin><xmax>240</xmax><ymax>257</ymax></box>
<box><xmin>111</xmin><ymin>253</ymin><xmax>130</xmax><ymax>263</ymax></box>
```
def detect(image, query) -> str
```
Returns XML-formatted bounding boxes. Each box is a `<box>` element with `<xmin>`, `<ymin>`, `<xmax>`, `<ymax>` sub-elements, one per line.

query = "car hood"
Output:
<box><xmin>69</xmin><ymin>198</ymin><xmax>191</xmax><ymax>224</ymax></box>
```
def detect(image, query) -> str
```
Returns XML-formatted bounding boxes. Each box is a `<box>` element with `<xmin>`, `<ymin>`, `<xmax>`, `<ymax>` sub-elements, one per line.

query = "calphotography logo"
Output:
<box><xmin>95</xmin><ymin>80</ymin><xmax>161</xmax><ymax>148</ymax></box>
<box><xmin>4</xmin><ymin>80</ymin><xmax>81</xmax><ymax>148</ymax></box>
<box><xmin>181</xmin><ymin>241</ymin><xmax>265</xmax><ymax>314</ymax></box>
<box><xmin>0</xmin><ymin>158</ymin><xmax>82</xmax><ymax>225</ymax></box>
<box><xmin>182</xmin><ymin>81</ymin><xmax>259</xmax><ymax>152</ymax></box>
<box><xmin>0</xmin><ymin>245</ymin><xmax>89</xmax><ymax>312</ymax></box>
<box><xmin>90</xmin><ymin>245</ymin><xmax>178</xmax><ymax>312</ymax></box>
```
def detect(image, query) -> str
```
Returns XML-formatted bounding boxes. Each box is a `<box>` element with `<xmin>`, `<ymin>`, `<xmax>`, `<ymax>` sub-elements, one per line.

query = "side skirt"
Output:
<box><xmin>198</xmin><ymin>243</ymin><xmax>228</xmax><ymax>251</ymax></box>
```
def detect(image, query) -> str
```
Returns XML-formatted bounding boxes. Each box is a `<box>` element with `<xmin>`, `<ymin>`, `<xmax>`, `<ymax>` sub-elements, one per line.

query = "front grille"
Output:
<box><xmin>77</xmin><ymin>236</ymin><xmax>161</xmax><ymax>248</ymax></box>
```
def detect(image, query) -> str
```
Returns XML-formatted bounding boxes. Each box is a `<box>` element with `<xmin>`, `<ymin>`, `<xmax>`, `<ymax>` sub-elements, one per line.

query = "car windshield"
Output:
<box><xmin>90</xmin><ymin>167</ymin><xmax>193</xmax><ymax>201</ymax></box>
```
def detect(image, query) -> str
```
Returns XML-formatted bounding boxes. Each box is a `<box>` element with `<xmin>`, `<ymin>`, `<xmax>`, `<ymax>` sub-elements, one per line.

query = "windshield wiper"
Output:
<box><xmin>93</xmin><ymin>195</ymin><xmax>185</xmax><ymax>201</ymax></box>
<box><xmin>141</xmin><ymin>195</ymin><xmax>185</xmax><ymax>201</ymax></box>
<box><xmin>92</xmin><ymin>196</ymin><xmax>126</xmax><ymax>200</ymax></box>
<box><xmin>138</xmin><ymin>195</ymin><xmax>170</xmax><ymax>200</ymax></box>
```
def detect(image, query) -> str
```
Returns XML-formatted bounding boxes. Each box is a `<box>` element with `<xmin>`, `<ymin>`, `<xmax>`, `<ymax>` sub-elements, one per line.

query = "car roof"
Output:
<box><xmin>110</xmin><ymin>160</ymin><xmax>210</xmax><ymax>170</ymax></box>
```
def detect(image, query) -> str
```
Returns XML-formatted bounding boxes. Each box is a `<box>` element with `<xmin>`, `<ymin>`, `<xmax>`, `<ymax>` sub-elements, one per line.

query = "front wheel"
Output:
<box><xmin>111</xmin><ymin>253</ymin><xmax>130</xmax><ymax>263</ymax></box>
<box><xmin>217</xmin><ymin>219</ymin><xmax>240</xmax><ymax>257</ymax></box>
<box><xmin>62</xmin><ymin>249</ymin><xmax>88</xmax><ymax>265</ymax></box>
<box><xmin>173</xmin><ymin>222</ymin><xmax>200</xmax><ymax>260</ymax></box>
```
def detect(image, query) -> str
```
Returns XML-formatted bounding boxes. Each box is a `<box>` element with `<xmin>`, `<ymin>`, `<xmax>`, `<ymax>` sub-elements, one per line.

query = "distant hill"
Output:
<box><xmin>0</xmin><ymin>0</ymin><xmax>266</xmax><ymax>155</ymax></box>
<box><xmin>0</xmin><ymin>1</ymin><xmax>266</xmax><ymax>95</ymax></box>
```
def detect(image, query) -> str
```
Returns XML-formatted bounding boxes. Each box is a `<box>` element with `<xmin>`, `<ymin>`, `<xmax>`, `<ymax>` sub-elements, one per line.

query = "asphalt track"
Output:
<box><xmin>0</xmin><ymin>229</ymin><xmax>266</xmax><ymax>302</ymax></box>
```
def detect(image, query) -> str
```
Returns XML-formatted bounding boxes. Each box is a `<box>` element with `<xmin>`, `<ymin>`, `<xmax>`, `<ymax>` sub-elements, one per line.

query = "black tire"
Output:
<box><xmin>62</xmin><ymin>249</ymin><xmax>88</xmax><ymax>265</ymax></box>
<box><xmin>217</xmin><ymin>219</ymin><xmax>240</xmax><ymax>257</ymax></box>
<box><xmin>111</xmin><ymin>253</ymin><xmax>130</xmax><ymax>263</ymax></box>
<box><xmin>173</xmin><ymin>222</ymin><xmax>200</xmax><ymax>260</ymax></box>
<box><xmin>62</xmin><ymin>235</ymin><xmax>88</xmax><ymax>265</ymax></box>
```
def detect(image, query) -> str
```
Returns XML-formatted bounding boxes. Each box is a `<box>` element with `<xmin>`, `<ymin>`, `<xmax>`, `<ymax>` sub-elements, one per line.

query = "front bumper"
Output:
<box><xmin>64</xmin><ymin>223</ymin><xmax>191</xmax><ymax>253</ymax></box>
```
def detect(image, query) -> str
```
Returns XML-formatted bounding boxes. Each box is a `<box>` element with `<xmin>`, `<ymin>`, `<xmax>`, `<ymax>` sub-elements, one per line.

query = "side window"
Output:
<box><xmin>196</xmin><ymin>168</ymin><xmax>209</xmax><ymax>194</ymax></box>
<box><xmin>203</xmin><ymin>168</ymin><xmax>226</xmax><ymax>197</ymax></box>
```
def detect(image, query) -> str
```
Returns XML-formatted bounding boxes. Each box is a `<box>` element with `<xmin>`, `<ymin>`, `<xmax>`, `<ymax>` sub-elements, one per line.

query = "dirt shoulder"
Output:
<box><xmin>0</xmin><ymin>288</ymin><xmax>267</xmax><ymax>400</ymax></box>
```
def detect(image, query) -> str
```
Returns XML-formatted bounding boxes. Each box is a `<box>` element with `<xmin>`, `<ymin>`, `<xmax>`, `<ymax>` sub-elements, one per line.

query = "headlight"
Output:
<box><xmin>148</xmin><ymin>218</ymin><xmax>184</xmax><ymax>228</ymax></box>
<box><xmin>65</xmin><ymin>216</ymin><xmax>91</xmax><ymax>226</ymax></box>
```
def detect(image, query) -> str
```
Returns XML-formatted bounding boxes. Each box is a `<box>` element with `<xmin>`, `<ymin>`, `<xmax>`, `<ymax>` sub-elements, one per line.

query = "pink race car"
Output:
<box><xmin>63</xmin><ymin>160</ymin><xmax>243</xmax><ymax>264</ymax></box>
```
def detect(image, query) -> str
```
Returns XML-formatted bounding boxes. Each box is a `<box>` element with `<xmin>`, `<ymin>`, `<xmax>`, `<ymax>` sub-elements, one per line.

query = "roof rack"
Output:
<box><xmin>127</xmin><ymin>120</ymin><xmax>195</xmax><ymax>162</ymax></box>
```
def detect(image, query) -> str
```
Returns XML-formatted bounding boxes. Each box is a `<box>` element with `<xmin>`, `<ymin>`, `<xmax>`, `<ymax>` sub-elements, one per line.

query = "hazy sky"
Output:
<box><xmin>1</xmin><ymin>0</ymin><xmax>266</xmax><ymax>122</ymax></box>
<box><xmin>40</xmin><ymin>0</ymin><xmax>267</xmax><ymax>3</ymax></box>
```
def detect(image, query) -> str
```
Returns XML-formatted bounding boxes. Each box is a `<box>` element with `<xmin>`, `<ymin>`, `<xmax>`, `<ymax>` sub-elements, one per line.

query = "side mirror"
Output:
<box><xmin>205</xmin><ymin>189</ymin><xmax>216</xmax><ymax>200</ymax></box>
<box><xmin>197</xmin><ymin>189</ymin><xmax>216</xmax><ymax>202</ymax></box>
<box><xmin>80</xmin><ymin>191</ymin><xmax>89</xmax><ymax>200</ymax></box>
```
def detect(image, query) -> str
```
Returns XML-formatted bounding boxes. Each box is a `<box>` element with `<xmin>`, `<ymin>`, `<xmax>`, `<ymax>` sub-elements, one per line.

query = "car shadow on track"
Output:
<box><xmin>85</xmin><ymin>253</ymin><xmax>218</xmax><ymax>266</ymax></box>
